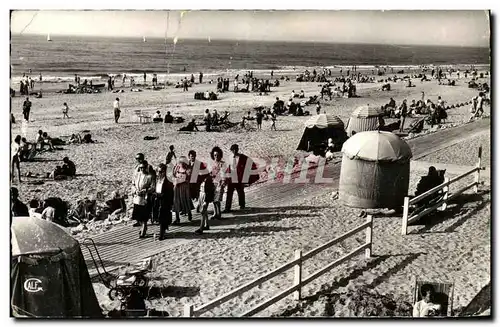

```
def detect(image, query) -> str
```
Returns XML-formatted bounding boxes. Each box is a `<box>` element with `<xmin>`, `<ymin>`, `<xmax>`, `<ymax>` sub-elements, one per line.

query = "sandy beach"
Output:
<box><xmin>10</xmin><ymin>68</ymin><xmax>491</xmax><ymax>317</ymax></box>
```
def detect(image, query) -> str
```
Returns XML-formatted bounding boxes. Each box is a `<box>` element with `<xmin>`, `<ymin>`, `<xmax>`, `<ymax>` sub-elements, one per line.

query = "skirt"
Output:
<box><xmin>173</xmin><ymin>182</ymin><xmax>194</xmax><ymax>213</ymax></box>
<box><xmin>132</xmin><ymin>204</ymin><xmax>149</xmax><ymax>222</ymax></box>
<box><xmin>214</xmin><ymin>183</ymin><xmax>225</xmax><ymax>203</ymax></box>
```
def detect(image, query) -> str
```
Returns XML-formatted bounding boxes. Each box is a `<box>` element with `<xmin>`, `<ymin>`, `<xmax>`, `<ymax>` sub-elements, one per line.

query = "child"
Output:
<box><xmin>270</xmin><ymin>112</ymin><xmax>277</xmax><ymax>131</ymax></box>
<box><xmin>413</xmin><ymin>284</ymin><xmax>442</xmax><ymax>317</ymax></box>
<box><xmin>62</xmin><ymin>102</ymin><xmax>70</xmax><ymax>119</ymax></box>
<box><xmin>195</xmin><ymin>175</ymin><xmax>215</xmax><ymax>234</ymax></box>
<box><xmin>166</xmin><ymin>145</ymin><xmax>177</xmax><ymax>165</ymax></box>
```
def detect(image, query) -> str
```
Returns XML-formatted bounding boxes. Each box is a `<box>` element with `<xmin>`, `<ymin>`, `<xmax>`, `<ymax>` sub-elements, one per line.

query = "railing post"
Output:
<box><xmin>401</xmin><ymin>197</ymin><xmax>410</xmax><ymax>235</ymax></box>
<box><xmin>365</xmin><ymin>215</ymin><xmax>373</xmax><ymax>258</ymax></box>
<box><xmin>474</xmin><ymin>146</ymin><xmax>482</xmax><ymax>193</ymax></box>
<box><xmin>293</xmin><ymin>250</ymin><xmax>302</xmax><ymax>300</ymax></box>
<box><xmin>440</xmin><ymin>177</ymin><xmax>450</xmax><ymax>211</ymax></box>
<box><xmin>184</xmin><ymin>304</ymin><xmax>194</xmax><ymax>317</ymax></box>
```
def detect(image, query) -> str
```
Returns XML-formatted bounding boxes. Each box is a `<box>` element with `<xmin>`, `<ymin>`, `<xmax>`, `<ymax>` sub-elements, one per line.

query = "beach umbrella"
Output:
<box><xmin>342</xmin><ymin>130</ymin><xmax>412</xmax><ymax>162</ymax></box>
<box><xmin>351</xmin><ymin>105</ymin><xmax>383</xmax><ymax>118</ymax></box>
<box><xmin>11</xmin><ymin>217</ymin><xmax>77</xmax><ymax>257</ymax></box>
<box><xmin>304</xmin><ymin>114</ymin><xmax>344</xmax><ymax>129</ymax></box>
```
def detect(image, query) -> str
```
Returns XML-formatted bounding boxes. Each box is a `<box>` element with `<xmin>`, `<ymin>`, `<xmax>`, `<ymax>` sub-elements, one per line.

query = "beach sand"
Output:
<box><xmin>10</xmin><ymin>69</ymin><xmax>491</xmax><ymax>317</ymax></box>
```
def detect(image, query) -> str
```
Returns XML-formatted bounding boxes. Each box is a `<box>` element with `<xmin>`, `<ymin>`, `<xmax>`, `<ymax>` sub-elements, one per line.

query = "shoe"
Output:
<box><xmin>133</xmin><ymin>222</ymin><xmax>141</xmax><ymax>227</ymax></box>
<box><xmin>172</xmin><ymin>220</ymin><xmax>180</xmax><ymax>225</ymax></box>
<box><xmin>194</xmin><ymin>228</ymin><xmax>203</xmax><ymax>234</ymax></box>
<box><xmin>203</xmin><ymin>226</ymin><xmax>210</xmax><ymax>230</ymax></box>
<box><xmin>222</xmin><ymin>209</ymin><xmax>232</xmax><ymax>214</ymax></box>
<box><xmin>188</xmin><ymin>216</ymin><xmax>193</xmax><ymax>222</ymax></box>
<box><xmin>139</xmin><ymin>232</ymin><xmax>146</xmax><ymax>239</ymax></box>
<box><xmin>240</xmin><ymin>206</ymin><xmax>246</xmax><ymax>210</ymax></box>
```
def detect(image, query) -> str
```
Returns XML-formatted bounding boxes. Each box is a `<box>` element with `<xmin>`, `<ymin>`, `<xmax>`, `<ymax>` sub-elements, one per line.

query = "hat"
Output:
<box><xmin>230</xmin><ymin>144</ymin><xmax>239</xmax><ymax>151</ymax></box>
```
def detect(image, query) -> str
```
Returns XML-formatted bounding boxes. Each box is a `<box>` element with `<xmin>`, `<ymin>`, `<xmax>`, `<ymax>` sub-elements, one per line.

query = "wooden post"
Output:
<box><xmin>474</xmin><ymin>146</ymin><xmax>482</xmax><ymax>193</ymax></box>
<box><xmin>365</xmin><ymin>215</ymin><xmax>373</xmax><ymax>258</ymax></box>
<box><xmin>293</xmin><ymin>250</ymin><xmax>302</xmax><ymax>300</ymax></box>
<box><xmin>184</xmin><ymin>304</ymin><xmax>194</xmax><ymax>317</ymax></box>
<box><xmin>440</xmin><ymin>177</ymin><xmax>450</xmax><ymax>211</ymax></box>
<box><xmin>401</xmin><ymin>197</ymin><xmax>410</xmax><ymax>235</ymax></box>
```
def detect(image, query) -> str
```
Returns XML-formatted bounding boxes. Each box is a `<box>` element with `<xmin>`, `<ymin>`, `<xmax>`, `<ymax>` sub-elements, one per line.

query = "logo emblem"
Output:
<box><xmin>24</xmin><ymin>278</ymin><xmax>43</xmax><ymax>293</ymax></box>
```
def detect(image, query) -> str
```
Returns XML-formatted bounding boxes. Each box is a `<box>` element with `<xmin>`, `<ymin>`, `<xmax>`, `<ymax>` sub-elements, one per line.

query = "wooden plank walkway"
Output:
<box><xmin>81</xmin><ymin>119</ymin><xmax>490</xmax><ymax>278</ymax></box>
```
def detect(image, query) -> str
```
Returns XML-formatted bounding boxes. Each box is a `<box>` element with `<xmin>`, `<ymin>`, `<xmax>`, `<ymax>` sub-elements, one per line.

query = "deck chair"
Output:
<box><xmin>413</xmin><ymin>277</ymin><xmax>454</xmax><ymax>317</ymax></box>
<box><xmin>133</xmin><ymin>110</ymin><xmax>144</xmax><ymax>123</ymax></box>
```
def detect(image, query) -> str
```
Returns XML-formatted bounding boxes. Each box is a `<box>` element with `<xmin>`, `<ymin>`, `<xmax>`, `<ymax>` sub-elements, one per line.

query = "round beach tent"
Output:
<box><xmin>11</xmin><ymin>217</ymin><xmax>102</xmax><ymax>318</ymax></box>
<box><xmin>339</xmin><ymin>131</ymin><xmax>412</xmax><ymax>209</ymax></box>
<box><xmin>345</xmin><ymin>105</ymin><xmax>383</xmax><ymax>137</ymax></box>
<box><xmin>297</xmin><ymin>114</ymin><xmax>348</xmax><ymax>152</ymax></box>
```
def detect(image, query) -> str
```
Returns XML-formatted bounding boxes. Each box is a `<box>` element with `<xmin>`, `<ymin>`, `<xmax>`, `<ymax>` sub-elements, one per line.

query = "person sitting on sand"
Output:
<box><xmin>164</xmin><ymin>111</ymin><xmax>174</xmax><ymax>124</ymax></box>
<box><xmin>49</xmin><ymin>165</ymin><xmax>66</xmax><ymax>180</ymax></box>
<box><xmin>413</xmin><ymin>284</ymin><xmax>442</xmax><ymax>317</ymax></box>
<box><xmin>69</xmin><ymin>133</ymin><xmax>83</xmax><ymax>144</ymax></box>
<box><xmin>212</xmin><ymin>109</ymin><xmax>220</xmax><ymax>126</ymax></box>
<box><xmin>325</xmin><ymin>138</ymin><xmax>335</xmax><ymax>161</ymax></box>
<box><xmin>273</xmin><ymin>97</ymin><xmax>285</xmax><ymax>113</ymax></box>
<box><xmin>219</xmin><ymin>111</ymin><xmax>230</xmax><ymax>124</ymax></box>
<box><xmin>415</xmin><ymin>166</ymin><xmax>445</xmax><ymax>199</ymax></box>
<box><xmin>104</xmin><ymin>191</ymin><xmax>127</xmax><ymax>218</ymax></box>
<box><xmin>179</xmin><ymin>119</ymin><xmax>199</xmax><ymax>132</ymax></box>
<box><xmin>61</xmin><ymin>157</ymin><xmax>76</xmax><ymax>177</ymax></box>
<box><xmin>19</xmin><ymin>137</ymin><xmax>36</xmax><ymax>162</ymax></box>
<box><xmin>299</xmin><ymin>90</ymin><xmax>305</xmax><ymax>98</ymax></box>
<box><xmin>41</xmin><ymin>132</ymin><xmax>56</xmax><ymax>151</ymax></box>
<box><xmin>153</xmin><ymin>110</ymin><xmax>163</xmax><ymax>122</ymax></box>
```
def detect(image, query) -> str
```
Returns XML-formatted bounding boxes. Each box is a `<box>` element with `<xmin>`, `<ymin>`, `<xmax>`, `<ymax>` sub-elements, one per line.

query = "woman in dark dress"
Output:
<box><xmin>172</xmin><ymin>157</ymin><xmax>194</xmax><ymax>224</ymax></box>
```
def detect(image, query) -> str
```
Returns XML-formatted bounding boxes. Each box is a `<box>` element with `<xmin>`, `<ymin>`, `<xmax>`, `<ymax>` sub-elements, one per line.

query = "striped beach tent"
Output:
<box><xmin>304</xmin><ymin>114</ymin><xmax>344</xmax><ymax>129</ymax></box>
<box><xmin>297</xmin><ymin>114</ymin><xmax>347</xmax><ymax>152</ymax></box>
<box><xmin>346</xmin><ymin>105</ymin><xmax>383</xmax><ymax>136</ymax></box>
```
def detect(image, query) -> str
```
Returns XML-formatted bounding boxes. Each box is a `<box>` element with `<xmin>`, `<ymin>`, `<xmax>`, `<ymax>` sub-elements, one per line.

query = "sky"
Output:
<box><xmin>10</xmin><ymin>10</ymin><xmax>490</xmax><ymax>47</ymax></box>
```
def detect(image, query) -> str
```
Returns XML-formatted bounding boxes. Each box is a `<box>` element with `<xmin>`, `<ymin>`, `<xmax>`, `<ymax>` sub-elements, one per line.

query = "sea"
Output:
<box><xmin>10</xmin><ymin>34</ymin><xmax>490</xmax><ymax>84</ymax></box>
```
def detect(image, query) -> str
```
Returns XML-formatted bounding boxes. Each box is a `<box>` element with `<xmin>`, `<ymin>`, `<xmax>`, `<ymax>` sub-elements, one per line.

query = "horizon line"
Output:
<box><xmin>12</xmin><ymin>32</ymin><xmax>490</xmax><ymax>49</ymax></box>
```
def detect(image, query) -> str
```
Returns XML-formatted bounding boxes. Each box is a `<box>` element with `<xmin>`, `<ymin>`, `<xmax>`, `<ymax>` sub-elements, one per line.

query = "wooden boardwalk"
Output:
<box><xmin>81</xmin><ymin>119</ymin><xmax>490</xmax><ymax>278</ymax></box>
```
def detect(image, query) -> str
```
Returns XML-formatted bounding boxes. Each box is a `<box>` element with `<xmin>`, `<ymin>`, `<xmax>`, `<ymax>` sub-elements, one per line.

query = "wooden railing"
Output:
<box><xmin>401</xmin><ymin>146</ymin><xmax>485</xmax><ymax>235</ymax></box>
<box><xmin>184</xmin><ymin>215</ymin><xmax>374</xmax><ymax>317</ymax></box>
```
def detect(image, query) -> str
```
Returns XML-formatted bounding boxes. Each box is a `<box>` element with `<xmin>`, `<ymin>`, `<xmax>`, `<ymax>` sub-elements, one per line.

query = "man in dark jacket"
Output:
<box><xmin>152</xmin><ymin>164</ymin><xmax>174</xmax><ymax>240</ymax></box>
<box><xmin>224</xmin><ymin>144</ymin><xmax>259</xmax><ymax>212</ymax></box>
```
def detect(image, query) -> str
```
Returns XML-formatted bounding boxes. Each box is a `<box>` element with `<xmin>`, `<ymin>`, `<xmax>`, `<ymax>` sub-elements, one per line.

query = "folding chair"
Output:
<box><xmin>133</xmin><ymin>110</ymin><xmax>145</xmax><ymax>123</ymax></box>
<box><xmin>413</xmin><ymin>277</ymin><xmax>455</xmax><ymax>317</ymax></box>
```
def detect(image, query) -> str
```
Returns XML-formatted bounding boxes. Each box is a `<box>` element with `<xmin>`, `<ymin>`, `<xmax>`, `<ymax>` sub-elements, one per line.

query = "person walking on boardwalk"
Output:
<box><xmin>152</xmin><ymin>163</ymin><xmax>174</xmax><ymax>240</ymax></box>
<box><xmin>113</xmin><ymin>98</ymin><xmax>121</xmax><ymax>123</ymax></box>
<box><xmin>172</xmin><ymin>156</ymin><xmax>194</xmax><ymax>225</ymax></box>
<box><xmin>209</xmin><ymin>146</ymin><xmax>226</xmax><ymax>220</ymax></box>
<box><xmin>224</xmin><ymin>144</ymin><xmax>249</xmax><ymax>213</ymax></box>
<box><xmin>132</xmin><ymin>160</ymin><xmax>155</xmax><ymax>238</ymax></box>
<box><xmin>195</xmin><ymin>173</ymin><xmax>214</xmax><ymax>234</ymax></box>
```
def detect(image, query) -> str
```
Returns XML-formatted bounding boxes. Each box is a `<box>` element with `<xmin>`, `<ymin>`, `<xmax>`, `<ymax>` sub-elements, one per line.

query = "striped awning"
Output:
<box><xmin>304</xmin><ymin>114</ymin><xmax>344</xmax><ymax>129</ymax></box>
<box><xmin>351</xmin><ymin>105</ymin><xmax>383</xmax><ymax>118</ymax></box>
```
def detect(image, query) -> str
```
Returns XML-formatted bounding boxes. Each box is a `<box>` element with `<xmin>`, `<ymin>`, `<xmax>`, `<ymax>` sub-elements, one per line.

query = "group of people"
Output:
<box><xmin>131</xmin><ymin>144</ymin><xmax>258</xmax><ymax>239</ymax></box>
